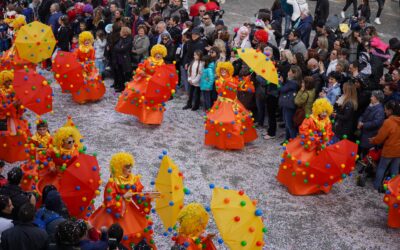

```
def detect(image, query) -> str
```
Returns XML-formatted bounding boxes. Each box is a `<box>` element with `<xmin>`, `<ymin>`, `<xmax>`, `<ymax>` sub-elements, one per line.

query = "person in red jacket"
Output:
<box><xmin>370</xmin><ymin>100</ymin><xmax>400</xmax><ymax>191</ymax></box>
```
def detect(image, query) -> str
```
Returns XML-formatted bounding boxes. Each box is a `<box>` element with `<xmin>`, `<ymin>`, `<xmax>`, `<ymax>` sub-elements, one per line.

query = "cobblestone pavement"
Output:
<box><xmin>4</xmin><ymin>1</ymin><xmax>400</xmax><ymax>249</ymax></box>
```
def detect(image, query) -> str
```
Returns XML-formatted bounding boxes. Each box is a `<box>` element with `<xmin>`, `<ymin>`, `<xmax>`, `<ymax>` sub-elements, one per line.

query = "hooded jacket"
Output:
<box><xmin>372</xmin><ymin>115</ymin><xmax>400</xmax><ymax>158</ymax></box>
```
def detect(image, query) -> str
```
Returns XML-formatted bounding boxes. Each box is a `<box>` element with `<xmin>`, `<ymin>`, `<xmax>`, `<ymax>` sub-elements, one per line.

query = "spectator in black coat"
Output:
<box><xmin>183</xmin><ymin>27</ymin><xmax>206</xmax><ymax>69</ymax></box>
<box><xmin>113</xmin><ymin>26</ymin><xmax>133</xmax><ymax>92</ymax></box>
<box><xmin>38</xmin><ymin>0</ymin><xmax>55</xmax><ymax>23</ymax></box>
<box><xmin>0</xmin><ymin>167</ymin><xmax>36</xmax><ymax>220</ymax></box>
<box><xmin>107</xmin><ymin>223</ymin><xmax>128</xmax><ymax>250</ymax></box>
<box><xmin>307</xmin><ymin>58</ymin><xmax>324</xmax><ymax>94</ymax></box>
<box><xmin>1</xmin><ymin>203</ymin><xmax>48</xmax><ymax>250</ymax></box>
<box><xmin>333</xmin><ymin>82</ymin><xmax>358</xmax><ymax>140</ymax></box>
<box><xmin>160</xmin><ymin>33</ymin><xmax>176</xmax><ymax>64</ymax></box>
<box><xmin>56</xmin><ymin>15</ymin><xmax>71</xmax><ymax>52</ymax></box>
<box><xmin>167</xmin><ymin>15</ymin><xmax>182</xmax><ymax>45</ymax></box>
<box><xmin>314</xmin><ymin>0</ymin><xmax>329</xmax><ymax>26</ymax></box>
<box><xmin>48</xmin><ymin>220</ymin><xmax>81</xmax><ymax>250</ymax></box>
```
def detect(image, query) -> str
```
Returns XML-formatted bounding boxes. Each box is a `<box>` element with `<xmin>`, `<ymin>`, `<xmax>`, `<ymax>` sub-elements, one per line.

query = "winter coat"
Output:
<box><xmin>200</xmin><ymin>62</ymin><xmax>216</xmax><ymax>91</ymax></box>
<box><xmin>94</xmin><ymin>39</ymin><xmax>106</xmax><ymax>60</ymax></box>
<box><xmin>56</xmin><ymin>26</ymin><xmax>71</xmax><ymax>52</ymax></box>
<box><xmin>315</xmin><ymin>0</ymin><xmax>329</xmax><ymax>24</ymax></box>
<box><xmin>1</xmin><ymin>222</ymin><xmax>48</xmax><ymax>250</ymax></box>
<box><xmin>188</xmin><ymin>60</ymin><xmax>204</xmax><ymax>87</ymax></box>
<box><xmin>295</xmin><ymin>89</ymin><xmax>316</xmax><ymax>115</ymax></box>
<box><xmin>334</xmin><ymin>101</ymin><xmax>356</xmax><ymax>139</ymax></box>
<box><xmin>325</xmin><ymin>83</ymin><xmax>341</xmax><ymax>105</ymax></box>
<box><xmin>296</xmin><ymin>15</ymin><xmax>313</xmax><ymax>48</ymax></box>
<box><xmin>132</xmin><ymin>35</ymin><xmax>150</xmax><ymax>62</ymax></box>
<box><xmin>0</xmin><ymin>217</ymin><xmax>13</xmax><ymax>236</ymax></box>
<box><xmin>38</xmin><ymin>0</ymin><xmax>55</xmax><ymax>23</ymax></box>
<box><xmin>34</xmin><ymin>207</ymin><xmax>65</xmax><ymax>243</ymax></box>
<box><xmin>371</xmin><ymin>115</ymin><xmax>400</xmax><ymax>158</ymax></box>
<box><xmin>114</xmin><ymin>36</ymin><xmax>133</xmax><ymax>73</ymax></box>
<box><xmin>162</xmin><ymin>4</ymin><xmax>186</xmax><ymax>19</ymax></box>
<box><xmin>47</xmin><ymin>12</ymin><xmax>63</xmax><ymax>36</ymax></box>
<box><xmin>280</xmin><ymin>0</ymin><xmax>294</xmax><ymax>15</ymax></box>
<box><xmin>289</xmin><ymin>39</ymin><xmax>307</xmax><ymax>58</ymax></box>
<box><xmin>163</xmin><ymin>41</ymin><xmax>177</xmax><ymax>64</ymax></box>
<box><xmin>183</xmin><ymin>37</ymin><xmax>206</xmax><ymax>66</ymax></box>
<box><xmin>359</xmin><ymin>103</ymin><xmax>385</xmax><ymax>149</ymax></box>
<box><xmin>79</xmin><ymin>231</ymin><xmax>108</xmax><ymax>250</ymax></box>
<box><xmin>279</xmin><ymin>79</ymin><xmax>299</xmax><ymax>109</ymax></box>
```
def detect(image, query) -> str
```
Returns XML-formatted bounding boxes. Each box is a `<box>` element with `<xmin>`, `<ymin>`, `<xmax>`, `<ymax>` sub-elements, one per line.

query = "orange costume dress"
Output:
<box><xmin>277</xmin><ymin>99</ymin><xmax>358</xmax><ymax>195</ymax></box>
<box><xmin>0</xmin><ymin>71</ymin><xmax>30</xmax><ymax>163</ymax></box>
<box><xmin>383</xmin><ymin>176</ymin><xmax>400</xmax><ymax>228</ymax></box>
<box><xmin>89</xmin><ymin>153</ymin><xmax>156</xmax><ymax>249</ymax></box>
<box><xmin>71</xmin><ymin>31</ymin><xmax>105</xmax><ymax>103</ymax></box>
<box><xmin>204</xmin><ymin>62</ymin><xmax>257</xmax><ymax>150</ymax></box>
<box><xmin>115</xmin><ymin>44</ymin><xmax>178</xmax><ymax>125</ymax></box>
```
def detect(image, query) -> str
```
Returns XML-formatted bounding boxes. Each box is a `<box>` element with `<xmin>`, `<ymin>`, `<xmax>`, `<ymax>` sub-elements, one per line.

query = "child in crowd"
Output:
<box><xmin>320</xmin><ymin>72</ymin><xmax>342</xmax><ymax>105</ymax></box>
<box><xmin>70</xmin><ymin>35</ymin><xmax>79</xmax><ymax>52</ymax></box>
<box><xmin>94</xmin><ymin>30</ymin><xmax>107</xmax><ymax>76</ymax></box>
<box><xmin>183</xmin><ymin>50</ymin><xmax>204</xmax><ymax>111</ymax></box>
<box><xmin>200</xmin><ymin>55</ymin><xmax>215</xmax><ymax>111</ymax></box>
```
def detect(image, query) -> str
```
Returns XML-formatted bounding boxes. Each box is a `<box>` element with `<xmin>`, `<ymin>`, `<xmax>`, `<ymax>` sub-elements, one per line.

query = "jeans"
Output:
<box><xmin>282</xmin><ymin>107</ymin><xmax>297</xmax><ymax>140</ymax></box>
<box><xmin>202</xmin><ymin>90</ymin><xmax>212</xmax><ymax>111</ymax></box>
<box><xmin>95</xmin><ymin>59</ymin><xmax>105</xmax><ymax>75</ymax></box>
<box><xmin>266</xmin><ymin>95</ymin><xmax>278</xmax><ymax>136</ymax></box>
<box><xmin>374</xmin><ymin>157</ymin><xmax>400</xmax><ymax>190</ymax></box>
<box><xmin>376</xmin><ymin>0</ymin><xmax>386</xmax><ymax>17</ymax></box>
<box><xmin>343</xmin><ymin>0</ymin><xmax>358</xmax><ymax>17</ymax></box>
<box><xmin>284</xmin><ymin>14</ymin><xmax>291</xmax><ymax>35</ymax></box>
<box><xmin>180</xmin><ymin>65</ymin><xmax>189</xmax><ymax>93</ymax></box>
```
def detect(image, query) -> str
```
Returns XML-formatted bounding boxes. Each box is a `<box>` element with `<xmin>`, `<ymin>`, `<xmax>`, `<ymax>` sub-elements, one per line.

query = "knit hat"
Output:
<box><xmin>83</xmin><ymin>4</ymin><xmax>93</xmax><ymax>14</ymax></box>
<box><xmin>44</xmin><ymin>190</ymin><xmax>63</xmax><ymax>213</ymax></box>
<box><xmin>254</xmin><ymin>29</ymin><xmax>269</xmax><ymax>43</ymax></box>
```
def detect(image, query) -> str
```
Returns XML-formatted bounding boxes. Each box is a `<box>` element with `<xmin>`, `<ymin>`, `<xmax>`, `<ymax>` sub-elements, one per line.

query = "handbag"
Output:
<box><xmin>293</xmin><ymin>92</ymin><xmax>309</xmax><ymax>127</ymax></box>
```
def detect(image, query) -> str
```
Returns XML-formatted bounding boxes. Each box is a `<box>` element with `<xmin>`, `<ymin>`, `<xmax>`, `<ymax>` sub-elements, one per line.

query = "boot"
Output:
<box><xmin>374</xmin><ymin>18</ymin><xmax>381</xmax><ymax>25</ymax></box>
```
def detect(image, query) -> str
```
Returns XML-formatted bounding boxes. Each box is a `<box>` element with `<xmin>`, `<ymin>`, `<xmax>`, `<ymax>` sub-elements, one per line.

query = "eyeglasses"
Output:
<box><xmin>124</xmin><ymin>164</ymin><xmax>132</xmax><ymax>169</ymax></box>
<box><xmin>66</xmin><ymin>140</ymin><xmax>74</xmax><ymax>145</ymax></box>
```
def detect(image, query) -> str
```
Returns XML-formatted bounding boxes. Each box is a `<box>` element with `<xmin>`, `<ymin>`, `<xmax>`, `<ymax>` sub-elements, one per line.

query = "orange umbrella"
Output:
<box><xmin>52</xmin><ymin>51</ymin><xmax>84</xmax><ymax>93</ymax></box>
<box><xmin>12</xmin><ymin>69</ymin><xmax>53</xmax><ymax>115</ymax></box>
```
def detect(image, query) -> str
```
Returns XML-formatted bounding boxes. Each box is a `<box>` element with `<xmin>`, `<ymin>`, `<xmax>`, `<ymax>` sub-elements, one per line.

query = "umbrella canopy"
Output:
<box><xmin>383</xmin><ymin>176</ymin><xmax>400</xmax><ymax>228</ymax></box>
<box><xmin>144</xmin><ymin>64</ymin><xmax>178</xmax><ymax>104</ymax></box>
<box><xmin>155</xmin><ymin>155</ymin><xmax>185</xmax><ymax>231</ymax></box>
<box><xmin>211</xmin><ymin>187</ymin><xmax>266</xmax><ymax>249</ymax></box>
<box><xmin>52</xmin><ymin>51</ymin><xmax>84</xmax><ymax>92</ymax></box>
<box><xmin>12</xmin><ymin>69</ymin><xmax>53</xmax><ymax>115</ymax></box>
<box><xmin>15</xmin><ymin>21</ymin><xmax>56</xmax><ymax>64</ymax></box>
<box><xmin>237</xmin><ymin>48</ymin><xmax>278</xmax><ymax>85</ymax></box>
<box><xmin>307</xmin><ymin>140</ymin><xmax>358</xmax><ymax>187</ymax></box>
<box><xmin>59</xmin><ymin>154</ymin><xmax>100</xmax><ymax>219</ymax></box>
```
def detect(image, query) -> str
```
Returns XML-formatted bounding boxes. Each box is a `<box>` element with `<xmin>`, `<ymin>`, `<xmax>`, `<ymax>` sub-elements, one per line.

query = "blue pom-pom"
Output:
<box><xmin>209</xmin><ymin>183</ymin><xmax>215</xmax><ymax>189</ymax></box>
<box><xmin>163</xmin><ymin>150</ymin><xmax>167</xmax><ymax>155</ymax></box>
<box><xmin>218</xmin><ymin>238</ymin><xmax>224</xmax><ymax>244</ymax></box>
<box><xmin>255</xmin><ymin>209</ymin><xmax>263</xmax><ymax>216</ymax></box>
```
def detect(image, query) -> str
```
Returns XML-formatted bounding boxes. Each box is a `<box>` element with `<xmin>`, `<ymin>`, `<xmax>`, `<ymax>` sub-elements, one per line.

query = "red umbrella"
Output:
<box><xmin>143</xmin><ymin>64</ymin><xmax>178</xmax><ymax>105</ymax></box>
<box><xmin>52</xmin><ymin>51</ymin><xmax>84</xmax><ymax>93</ymax></box>
<box><xmin>12</xmin><ymin>69</ymin><xmax>53</xmax><ymax>115</ymax></box>
<box><xmin>58</xmin><ymin>154</ymin><xmax>101</xmax><ymax>219</ymax></box>
<box><xmin>384</xmin><ymin>176</ymin><xmax>400</xmax><ymax>228</ymax></box>
<box><xmin>307</xmin><ymin>140</ymin><xmax>358</xmax><ymax>187</ymax></box>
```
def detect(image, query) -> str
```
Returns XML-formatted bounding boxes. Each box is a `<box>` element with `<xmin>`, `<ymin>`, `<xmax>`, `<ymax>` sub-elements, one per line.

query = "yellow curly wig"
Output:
<box><xmin>216</xmin><ymin>62</ymin><xmax>234</xmax><ymax>77</ymax></box>
<box><xmin>312</xmin><ymin>98</ymin><xmax>333</xmax><ymax>116</ymax></box>
<box><xmin>0</xmin><ymin>70</ymin><xmax>14</xmax><ymax>86</ymax></box>
<box><xmin>5</xmin><ymin>15</ymin><xmax>26</xmax><ymax>30</ymax></box>
<box><xmin>79</xmin><ymin>31</ymin><xmax>94</xmax><ymax>45</ymax></box>
<box><xmin>150</xmin><ymin>44</ymin><xmax>167</xmax><ymax>58</ymax></box>
<box><xmin>177</xmin><ymin>203</ymin><xmax>209</xmax><ymax>237</ymax></box>
<box><xmin>109</xmin><ymin>152</ymin><xmax>135</xmax><ymax>178</ymax></box>
<box><xmin>52</xmin><ymin>126</ymin><xmax>82</xmax><ymax>151</ymax></box>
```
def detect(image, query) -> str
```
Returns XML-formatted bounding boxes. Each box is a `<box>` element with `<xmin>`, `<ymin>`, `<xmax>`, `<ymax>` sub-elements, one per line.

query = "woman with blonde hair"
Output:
<box><xmin>231</xmin><ymin>26</ymin><xmax>251</xmax><ymax>49</ymax></box>
<box><xmin>213</xmin><ymin>39</ymin><xmax>227</xmax><ymax>62</ymax></box>
<box><xmin>333</xmin><ymin>82</ymin><xmax>358</xmax><ymax>140</ymax></box>
<box><xmin>317</xmin><ymin>36</ymin><xmax>329</xmax><ymax>61</ymax></box>
<box><xmin>278</xmin><ymin>49</ymin><xmax>294</xmax><ymax>82</ymax></box>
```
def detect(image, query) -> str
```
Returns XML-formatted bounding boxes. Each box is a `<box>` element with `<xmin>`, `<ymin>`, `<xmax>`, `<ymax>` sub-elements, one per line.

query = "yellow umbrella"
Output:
<box><xmin>237</xmin><ymin>48</ymin><xmax>279</xmax><ymax>85</ymax></box>
<box><xmin>155</xmin><ymin>154</ymin><xmax>185</xmax><ymax>231</ymax></box>
<box><xmin>15</xmin><ymin>21</ymin><xmax>56</xmax><ymax>64</ymax></box>
<box><xmin>211</xmin><ymin>187</ymin><xmax>266</xmax><ymax>249</ymax></box>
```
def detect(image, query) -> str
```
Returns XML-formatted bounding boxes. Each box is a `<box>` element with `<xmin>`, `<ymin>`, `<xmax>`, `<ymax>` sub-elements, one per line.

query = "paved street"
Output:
<box><xmin>6</xmin><ymin>1</ymin><xmax>400</xmax><ymax>249</ymax></box>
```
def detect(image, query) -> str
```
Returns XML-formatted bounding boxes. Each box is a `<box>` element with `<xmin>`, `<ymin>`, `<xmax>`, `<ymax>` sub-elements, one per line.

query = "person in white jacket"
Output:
<box><xmin>183</xmin><ymin>50</ymin><xmax>205</xmax><ymax>111</ymax></box>
<box><xmin>94</xmin><ymin>30</ymin><xmax>107</xmax><ymax>76</ymax></box>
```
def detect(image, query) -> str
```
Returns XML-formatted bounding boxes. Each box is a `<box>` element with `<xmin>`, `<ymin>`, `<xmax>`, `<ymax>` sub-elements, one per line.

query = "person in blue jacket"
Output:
<box><xmin>200</xmin><ymin>55</ymin><xmax>215</xmax><ymax>111</ymax></box>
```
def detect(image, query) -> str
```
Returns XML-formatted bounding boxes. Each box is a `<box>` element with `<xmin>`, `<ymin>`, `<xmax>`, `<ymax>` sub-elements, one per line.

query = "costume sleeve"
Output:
<box><xmin>131</xmin><ymin>179</ymin><xmax>152</xmax><ymax>215</ymax></box>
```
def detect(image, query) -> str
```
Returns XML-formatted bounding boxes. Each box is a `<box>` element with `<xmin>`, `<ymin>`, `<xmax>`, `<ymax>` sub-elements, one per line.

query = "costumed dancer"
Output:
<box><xmin>0</xmin><ymin>70</ymin><xmax>30</xmax><ymax>163</ymax></box>
<box><xmin>115</xmin><ymin>44</ymin><xmax>178</xmax><ymax>125</ymax></box>
<box><xmin>36</xmin><ymin>118</ymin><xmax>100</xmax><ymax>219</ymax></box>
<box><xmin>383</xmin><ymin>176</ymin><xmax>400</xmax><ymax>228</ymax></box>
<box><xmin>89</xmin><ymin>152</ymin><xmax>159</xmax><ymax>249</ymax></box>
<box><xmin>20</xmin><ymin>119</ymin><xmax>53</xmax><ymax>193</ymax></box>
<box><xmin>204</xmin><ymin>62</ymin><xmax>257</xmax><ymax>150</ymax></box>
<box><xmin>71</xmin><ymin>31</ymin><xmax>105</xmax><ymax>104</ymax></box>
<box><xmin>172</xmin><ymin>203</ymin><xmax>216</xmax><ymax>250</ymax></box>
<box><xmin>276</xmin><ymin>98</ymin><xmax>358</xmax><ymax>195</ymax></box>
<box><xmin>0</xmin><ymin>15</ymin><xmax>35</xmax><ymax>71</ymax></box>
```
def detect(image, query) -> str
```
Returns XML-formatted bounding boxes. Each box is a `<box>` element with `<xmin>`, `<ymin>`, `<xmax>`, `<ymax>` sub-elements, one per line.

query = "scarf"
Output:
<box><xmin>31</xmin><ymin>132</ymin><xmax>51</xmax><ymax>148</ymax></box>
<box><xmin>114</xmin><ymin>173</ymin><xmax>139</xmax><ymax>187</ymax></box>
<box><xmin>310</xmin><ymin>114</ymin><xmax>330</xmax><ymax>131</ymax></box>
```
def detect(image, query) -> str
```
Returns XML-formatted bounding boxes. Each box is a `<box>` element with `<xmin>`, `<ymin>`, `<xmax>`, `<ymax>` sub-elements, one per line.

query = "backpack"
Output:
<box><xmin>33</xmin><ymin>208</ymin><xmax>63</xmax><ymax>230</ymax></box>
